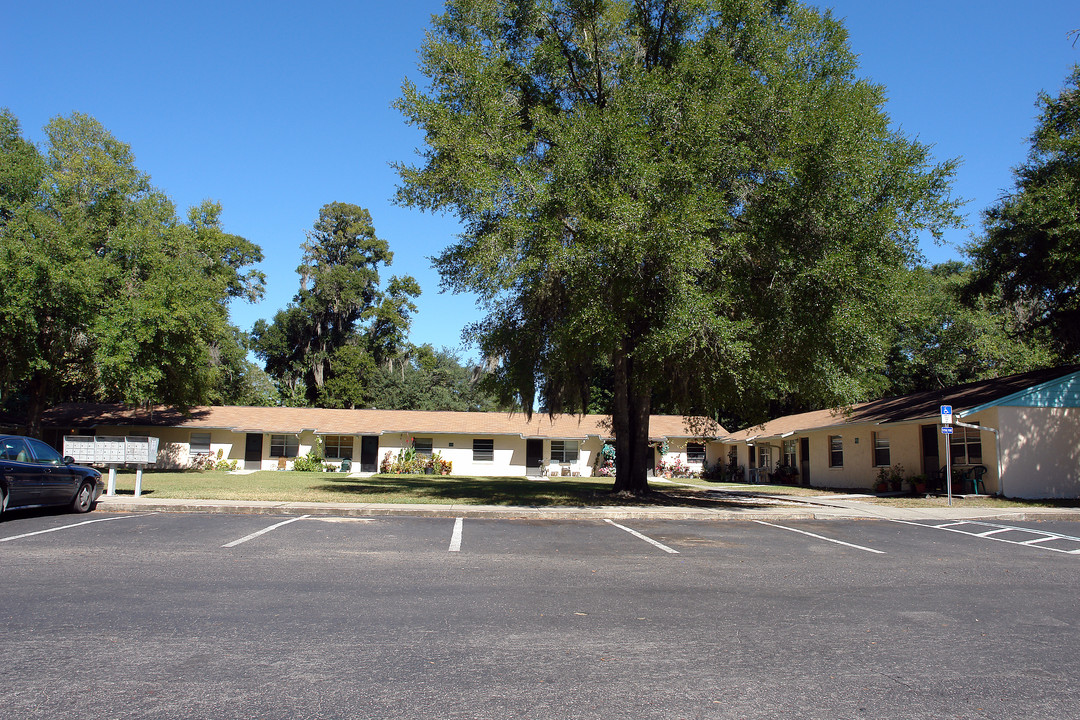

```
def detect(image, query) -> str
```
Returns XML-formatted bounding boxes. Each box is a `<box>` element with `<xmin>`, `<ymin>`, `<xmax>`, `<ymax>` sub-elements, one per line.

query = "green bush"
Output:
<box><xmin>292</xmin><ymin>439</ymin><xmax>325</xmax><ymax>472</ymax></box>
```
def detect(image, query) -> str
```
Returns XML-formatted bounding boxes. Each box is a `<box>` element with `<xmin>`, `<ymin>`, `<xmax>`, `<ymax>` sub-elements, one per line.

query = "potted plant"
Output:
<box><xmin>909</xmin><ymin>474</ymin><xmax>928</xmax><ymax>494</ymax></box>
<box><xmin>874</xmin><ymin>467</ymin><xmax>890</xmax><ymax>493</ymax></box>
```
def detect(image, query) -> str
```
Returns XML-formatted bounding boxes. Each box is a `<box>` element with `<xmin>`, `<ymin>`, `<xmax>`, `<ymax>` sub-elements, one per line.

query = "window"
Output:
<box><xmin>473</xmin><ymin>439</ymin><xmax>494</xmax><ymax>462</ymax></box>
<box><xmin>829</xmin><ymin>436</ymin><xmax>843</xmax><ymax>467</ymax></box>
<box><xmin>783</xmin><ymin>439</ymin><xmax>797</xmax><ymax>468</ymax></box>
<box><xmin>872</xmin><ymin>432</ymin><xmax>890</xmax><ymax>467</ymax></box>
<box><xmin>0</xmin><ymin>437</ymin><xmax>31</xmax><ymax>462</ymax></box>
<box><xmin>322</xmin><ymin>435</ymin><xmax>354</xmax><ymax>460</ymax></box>
<box><xmin>190</xmin><ymin>432</ymin><xmax>211</xmax><ymax>456</ymax></box>
<box><xmin>950</xmin><ymin>424</ymin><xmax>982</xmax><ymax>465</ymax></box>
<box><xmin>413</xmin><ymin>438</ymin><xmax>433</xmax><ymax>456</ymax></box>
<box><xmin>758</xmin><ymin>445</ymin><xmax>772</xmax><ymax>468</ymax></box>
<box><xmin>551</xmin><ymin>440</ymin><xmax>579</xmax><ymax>463</ymax></box>
<box><xmin>28</xmin><ymin>438</ymin><xmax>63</xmax><ymax>466</ymax></box>
<box><xmin>686</xmin><ymin>442</ymin><xmax>705</xmax><ymax>464</ymax></box>
<box><xmin>270</xmin><ymin>434</ymin><xmax>299</xmax><ymax>458</ymax></box>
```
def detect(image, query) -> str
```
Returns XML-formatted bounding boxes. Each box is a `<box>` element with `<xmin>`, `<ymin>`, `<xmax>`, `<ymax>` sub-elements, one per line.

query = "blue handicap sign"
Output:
<box><xmin>940</xmin><ymin>405</ymin><xmax>952</xmax><ymax>415</ymax></box>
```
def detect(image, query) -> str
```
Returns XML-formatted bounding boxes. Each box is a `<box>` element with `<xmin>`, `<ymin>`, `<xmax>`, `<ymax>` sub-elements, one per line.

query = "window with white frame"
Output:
<box><xmin>783</xmin><ymin>439</ymin><xmax>797</xmax><ymax>468</ymax></box>
<box><xmin>758</xmin><ymin>445</ymin><xmax>772</xmax><ymax>468</ymax></box>
<box><xmin>190</xmin><ymin>432</ymin><xmax>211</xmax><ymax>456</ymax></box>
<box><xmin>322</xmin><ymin>435</ymin><xmax>354</xmax><ymax>460</ymax></box>
<box><xmin>473</xmin><ymin>439</ymin><xmax>494</xmax><ymax>462</ymax></box>
<box><xmin>550</xmin><ymin>440</ymin><xmax>579</xmax><ymax>463</ymax></box>
<box><xmin>686</xmin><ymin>442</ymin><xmax>705</xmax><ymax>464</ymax></box>
<box><xmin>829</xmin><ymin>436</ymin><xmax>843</xmax><ymax>467</ymax></box>
<box><xmin>872</xmin><ymin>432</ymin><xmax>890</xmax><ymax>467</ymax></box>
<box><xmin>413</xmin><ymin>438</ymin><xmax>433</xmax><ymax>456</ymax></box>
<box><xmin>270</xmin><ymin>434</ymin><xmax>299</xmax><ymax>458</ymax></box>
<box><xmin>950</xmin><ymin>424</ymin><xmax>982</xmax><ymax>465</ymax></box>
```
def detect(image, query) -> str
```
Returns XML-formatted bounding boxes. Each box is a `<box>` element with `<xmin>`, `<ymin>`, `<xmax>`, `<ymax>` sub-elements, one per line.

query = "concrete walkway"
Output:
<box><xmin>94</xmin><ymin>491</ymin><xmax>1080</xmax><ymax>523</ymax></box>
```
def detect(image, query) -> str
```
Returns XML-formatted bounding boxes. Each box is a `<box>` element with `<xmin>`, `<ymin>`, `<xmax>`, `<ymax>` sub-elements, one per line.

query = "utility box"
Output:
<box><xmin>63</xmin><ymin>435</ymin><xmax>160</xmax><ymax>465</ymax></box>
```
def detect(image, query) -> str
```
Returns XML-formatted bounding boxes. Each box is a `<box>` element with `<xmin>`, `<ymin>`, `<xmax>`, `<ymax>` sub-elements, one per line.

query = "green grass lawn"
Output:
<box><xmin>107</xmin><ymin>469</ymin><xmax>659</xmax><ymax>506</ymax></box>
<box><xmin>104</xmin><ymin>469</ymin><xmax>1077</xmax><ymax>510</ymax></box>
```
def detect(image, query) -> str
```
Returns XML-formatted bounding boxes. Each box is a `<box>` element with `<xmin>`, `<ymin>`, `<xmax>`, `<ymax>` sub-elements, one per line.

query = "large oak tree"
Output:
<box><xmin>0</xmin><ymin>111</ymin><xmax>265</xmax><ymax>436</ymax></box>
<box><xmin>251</xmin><ymin>202</ymin><xmax>422</xmax><ymax>407</ymax></box>
<box><xmin>395</xmin><ymin>0</ymin><xmax>960</xmax><ymax>494</ymax></box>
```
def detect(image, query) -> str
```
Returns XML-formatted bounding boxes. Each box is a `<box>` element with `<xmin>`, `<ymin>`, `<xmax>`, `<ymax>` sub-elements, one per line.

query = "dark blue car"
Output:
<box><xmin>0</xmin><ymin>435</ymin><xmax>104</xmax><ymax>517</ymax></box>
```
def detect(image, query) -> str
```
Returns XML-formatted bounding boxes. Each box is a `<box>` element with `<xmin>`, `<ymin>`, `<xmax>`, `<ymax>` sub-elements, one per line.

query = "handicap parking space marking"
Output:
<box><xmin>890</xmin><ymin>519</ymin><xmax>1080</xmax><ymax>554</ymax></box>
<box><xmin>449</xmin><ymin>517</ymin><xmax>463</xmax><ymax>552</ymax></box>
<box><xmin>753</xmin><ymin>520</ymin><xmax>886</xmax><ymax>554</ymax></box>
<box><xmin>222</xmin><ymin>515</ymin><xmax>311</xmax><ymax>548</ymax></box>
<box><xmin>604</xmin><ymin>519</ymin><xmax>680</xmax><ymax>554</ymax></box>
<box><xmin>0</xmin><ymin>513</ymin><xmax>154</xmax><ymax>543</ymax></box>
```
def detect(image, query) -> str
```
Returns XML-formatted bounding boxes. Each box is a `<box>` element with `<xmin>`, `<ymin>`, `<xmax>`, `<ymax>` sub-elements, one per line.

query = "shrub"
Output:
<box><xmin>293</xmin><ymin>439</ymin><xmax>325</xmax><ymax>472</ymax></box>
<box><xmin>379</xmin><ymin>448</ymin><xmax>452</xmax><ymax>475</ymax></box>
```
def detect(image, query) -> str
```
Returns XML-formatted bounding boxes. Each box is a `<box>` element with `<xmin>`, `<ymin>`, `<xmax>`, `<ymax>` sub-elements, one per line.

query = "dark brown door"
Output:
<box><xmin>921</xmin><ymin>424</ymin><xmax>940</xmax><ymax>477</ymax></box>
<box><xmin>245</xmin><ymin>434</ymin><xmax>263</xmax><ymax>463</ymax></box>
<box><xmin>360</xmin><ymin>436</ymin><xmax>379</xmax><ymax>473</ymax></box>
<box><xmin>526</xmin><ymin>439</ymin><xmax>543</xmax><ymax>475</ymax></box>
<box><xmin>800</xmin><ymin>437</ymin><xmax>810</xmax><ymax>485</ymax></box>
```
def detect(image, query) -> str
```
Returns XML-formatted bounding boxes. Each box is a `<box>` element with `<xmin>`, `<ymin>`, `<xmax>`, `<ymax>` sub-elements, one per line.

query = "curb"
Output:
<box><xmin>93</xmin><ymin>496</ymin><xmax>1080</xmax><ymax>524</ymax></box>
<box><xmin>94</xmin><ymin>497</ymin><xmax>824</xmax><ymax>522</ymax></box>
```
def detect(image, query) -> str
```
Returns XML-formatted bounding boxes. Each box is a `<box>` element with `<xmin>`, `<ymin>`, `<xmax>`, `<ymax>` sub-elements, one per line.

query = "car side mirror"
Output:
<box><xmin>63</xmin><ymin>455</ymin><xmax>76</xmax><ymax>465</ymax></box>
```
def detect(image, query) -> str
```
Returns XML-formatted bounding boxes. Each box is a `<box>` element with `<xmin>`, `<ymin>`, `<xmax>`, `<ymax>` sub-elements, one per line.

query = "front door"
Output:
<box><xmin>360</xmin><ymin>436</ymin><xmax>379</xmax><ymax>473</ymax></box>
<box><xmin>245</xmin><ymin>434</ymin><xmax>263</xmax><ymax>465</ymax></box>
<box><xmin>921</xmin><ymin>424</ymin><xmax>940</xmax><ymax>477</ymax></box>
<box><xmin>525</xmin><ymin>439</ymin><xmax>543</xmax><ymax>475</ymax></box>
<box><xmin>800</xmin><ymin>437</ymin><xmax>810</xmax><ymax>486</ymax></box>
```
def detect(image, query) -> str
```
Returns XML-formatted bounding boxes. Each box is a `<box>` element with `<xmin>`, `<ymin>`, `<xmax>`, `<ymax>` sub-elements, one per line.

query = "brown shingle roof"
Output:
<box><xmin>727</xmin><ymin>365</ymin><xmax>1080</xmax><ymax>441</ymax></box>
<box><xmin>42</xmin><ymin>404</ymin><xmax>726</xmax><ymax>441</ymax></box>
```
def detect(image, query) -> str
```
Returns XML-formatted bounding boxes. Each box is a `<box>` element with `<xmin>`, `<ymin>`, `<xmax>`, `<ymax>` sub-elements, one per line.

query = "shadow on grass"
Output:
<box><xmin>314</xmin><ymin>474</ymin><xmax>780</xmax><ymax>509</ymax></box>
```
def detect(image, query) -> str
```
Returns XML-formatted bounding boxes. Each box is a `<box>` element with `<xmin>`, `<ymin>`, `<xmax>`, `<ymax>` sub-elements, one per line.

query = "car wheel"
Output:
<box><xmin>0</xmin><ymin>487</ymin><xmax>7</xmax><ymax>518</ymax></box>
<box><xmin>71</xmin><ymin>481</ymin><xmax>95</xmax><ymax>513</ymax></box>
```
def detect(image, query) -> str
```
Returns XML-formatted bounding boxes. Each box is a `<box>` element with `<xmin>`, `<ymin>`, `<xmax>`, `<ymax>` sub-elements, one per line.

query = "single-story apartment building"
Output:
<box><xmin>40</xmin><ymin>405</ymin><xmax>728</xmax><ymax>479</ymax></box>
<box><xmin>725</xmin><ymin>365</ymin><xmax>1080</xmax><ymax>499</ymax></box>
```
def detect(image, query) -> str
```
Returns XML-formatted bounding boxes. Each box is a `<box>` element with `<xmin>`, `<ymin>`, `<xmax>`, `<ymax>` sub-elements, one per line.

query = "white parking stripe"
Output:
<box><xmin>0</xmin><ymin>514</ymin><xmax>148</xmax><ymax>543</ymax></box>
<box><xmin>754</xmin><ymin>520</ymin><xmax>886</xmax><ymax>554</ymax></box>
<box><xmin>449</xmin><ymin>517</ymin><xmax>463</xmax><ymax>552</ymax></box>
<box><xmin>604</xmin><ymin>519</ymin><xmax>679</xmax><ymax>554</ymax></box>
<box><xmin>891</xmin><ymin>518</ymin><xmax>1080</xmax><ymax>555</ymax></box>
<box><xmin>222</xmin><ymin>515</ymin><xmax>310</xmax><ymax>548</ymax></box>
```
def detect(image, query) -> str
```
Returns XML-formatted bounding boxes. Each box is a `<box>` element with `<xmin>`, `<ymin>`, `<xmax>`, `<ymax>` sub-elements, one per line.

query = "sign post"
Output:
<box><xmin>940</xmin><ymin>406</ymin><xmax>953</xmax><ymax>506</ymax></box>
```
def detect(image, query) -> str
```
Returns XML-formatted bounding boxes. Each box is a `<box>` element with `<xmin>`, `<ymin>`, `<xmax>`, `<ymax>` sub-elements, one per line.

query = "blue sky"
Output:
<box><xmin>3</xmin><ymin>1</ymin><xmax>1077</xmax><ymax>359</ymax></box>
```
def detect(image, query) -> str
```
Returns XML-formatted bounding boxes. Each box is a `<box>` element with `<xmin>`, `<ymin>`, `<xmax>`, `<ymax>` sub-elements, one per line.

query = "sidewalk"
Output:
<box><xmin>94</xmin><ymin>492</ymin><xmax>1080</xmax><ymax>523</ymax></box>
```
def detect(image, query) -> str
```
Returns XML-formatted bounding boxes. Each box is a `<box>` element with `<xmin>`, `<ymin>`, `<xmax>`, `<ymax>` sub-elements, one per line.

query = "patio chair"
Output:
<box><xmin>971</xmin><ymin>465</ymin><xmax>989</xmax><ymax>494</ymax></box>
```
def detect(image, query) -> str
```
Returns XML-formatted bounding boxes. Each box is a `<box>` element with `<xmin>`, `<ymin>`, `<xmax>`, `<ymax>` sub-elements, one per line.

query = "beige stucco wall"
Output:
<box><xmin>377</xmin><ymin>433</ymin><xmax>606</xmax><ymax>477</ymax></box>
<box><xmin>736</xmin><ymin>424</ymin><xmax>930</xmax><ymax>490</ymax></box>
<box><xmin>732</xmin><ymin>410</ymin><xmax>1013</xmax><ymax>492</ymax></box>
<box><xmin>655</xmin><ymin>438</ymin><xmax>726</xmax><ymax>475</ymax></box>
<box><xmin>996</xmin><ymin>406</ymin><xmax>1080</xmax><ymax>499</ymax></box>
<box><xmin>79</xmin><ymin>425</ymin><xmax>244</xmax><ymax>470</ymax></box>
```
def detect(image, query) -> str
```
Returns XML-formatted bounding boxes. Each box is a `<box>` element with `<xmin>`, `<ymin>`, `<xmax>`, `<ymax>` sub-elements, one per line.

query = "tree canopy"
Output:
<box><xmin>0</xmin><ymin>110</ymin><xmax>265</xmax><ymax>435</ymax></box>
<box><xmin>965</xmin><ymin>64</ymin><xmax>1080</xmax><ymax>363</ymax></box>
<box><xmin>395</xmin><ymin>0</ymin><xmax>960</xmax><ymax>493</ymax></box>
<box><xmin>250</xmin><ymin>202</ymin><xmax>423</xmax><ymax>407</ymax></box>
<box><xmin>883</xmin><ymin>262</ymin><xmax>1053</xmax><ymax>396</ymax></box>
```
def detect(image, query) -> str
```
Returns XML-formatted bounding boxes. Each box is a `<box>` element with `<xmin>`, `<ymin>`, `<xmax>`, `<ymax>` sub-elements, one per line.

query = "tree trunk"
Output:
<box><xmin>611</xmin><ymin>344</ymin><xmax>652</xmax><ymax>495</ymax></box>
<box><xmin>25</xmin><ymin>374</ymin><xmax>51</xmax><ymax>439</ymax></box>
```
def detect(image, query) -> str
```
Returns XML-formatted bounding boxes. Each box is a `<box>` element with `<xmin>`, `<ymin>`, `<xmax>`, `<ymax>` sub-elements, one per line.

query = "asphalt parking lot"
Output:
<box><xmin>3</xmin><ymin>510</ymin><xmax>1080</xmax><ymax>719</ymax></box>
